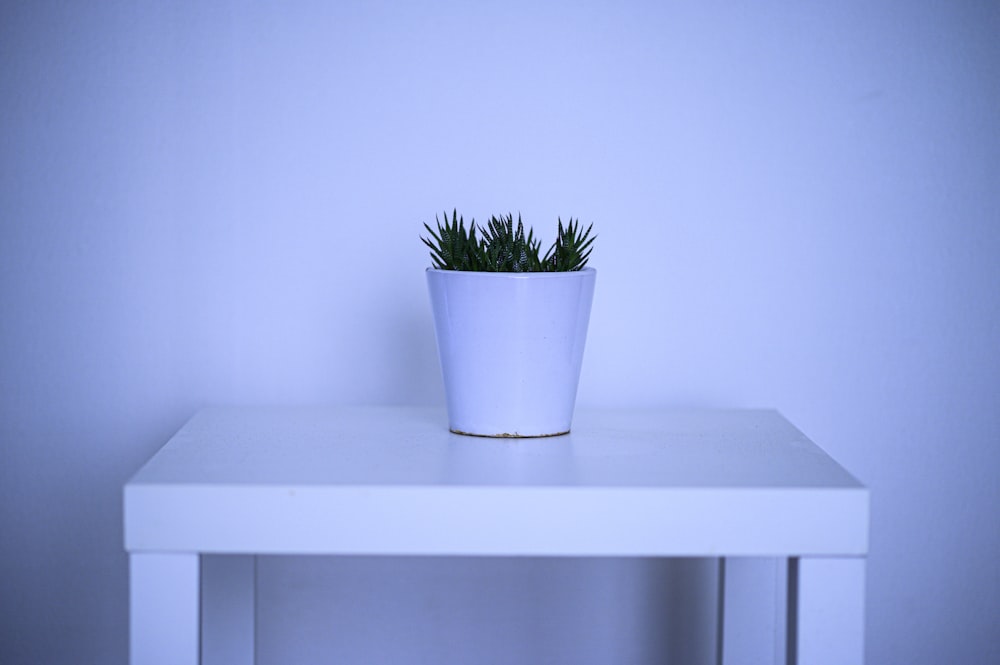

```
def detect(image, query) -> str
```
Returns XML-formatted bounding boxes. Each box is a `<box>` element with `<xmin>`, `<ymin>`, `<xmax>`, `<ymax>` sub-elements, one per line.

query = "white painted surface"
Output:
<box><xmin>128</xmin><ymin>554</ymin><xmax>199</xmax><ymax>665</ymax></box>
<box><xmin>127</xmin><ymin>407</ymin><xmax>862</xmax><ymax>489</ymax></box>
<box><xmin>721</xmin><ymin>558</ymin><xmax>788</xmax><ymax>665</ymax></box>
<box><xmin>2</xmin><ymin>2</ymin><xmax>999</xmax><ymax>664</ymax></box>
<box><xmin>426</xmin><ymin>268</ymin><xmax>596</xmax><ymax>437</ymax></box>
<box><xmin>793</xmin><ymin>557</ymin><xmax>867</xmax><ymax>665</ymax></box>
<box><xmin>125</xmin><ymin>407</ymin><xmax>867</xmax><ymax>662</ymax></box>
<box><xmin>125</xmin><ymin>408</ymin><xmax>867</xmax><ymax>557</ymax></box>
<box><xmin>127</xmin><ymin>484</ymin><xmax>867</xmax><ymax>556</ymax></box>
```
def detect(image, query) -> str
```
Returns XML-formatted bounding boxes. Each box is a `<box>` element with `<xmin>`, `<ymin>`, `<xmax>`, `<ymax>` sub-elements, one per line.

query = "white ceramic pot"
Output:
<box><xmin>426</xmin><ymin>267</ymin><xmax>596</xmax><ymax>437</ymax></box>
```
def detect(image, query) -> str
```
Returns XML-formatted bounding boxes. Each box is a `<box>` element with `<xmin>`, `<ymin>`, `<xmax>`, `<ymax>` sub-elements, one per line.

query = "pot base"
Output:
<box><xmin>449</xmin><ymin>428</ymin><xmax>570</xmax><ymax>439</ymax></box>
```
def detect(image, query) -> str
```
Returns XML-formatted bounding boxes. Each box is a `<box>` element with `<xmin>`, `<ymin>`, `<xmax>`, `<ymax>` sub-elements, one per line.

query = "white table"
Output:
<box><xmin>124</xmin><ymin>406</ymin><xmax>869</xmax><ymax>665</ymax></box>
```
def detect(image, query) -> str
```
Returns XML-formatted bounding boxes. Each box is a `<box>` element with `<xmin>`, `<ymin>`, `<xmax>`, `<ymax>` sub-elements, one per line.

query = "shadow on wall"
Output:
<box><xmin>255</xmin><ymin>555</ymin><xmax>721</xmax><ymax>664</ymax></box>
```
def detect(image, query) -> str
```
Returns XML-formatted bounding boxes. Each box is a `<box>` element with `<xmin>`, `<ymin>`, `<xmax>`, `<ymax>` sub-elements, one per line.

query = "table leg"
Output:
<box><xmin>201</xmin><ymin>555</ymin><xmax>256</xmax><ymax>665</ymax></box>
<box><xmin>719</xmin><ymin>557</ymin><xmax>787</xmax><ymax>665</ymax></box>
<box><xmin>129</xmin><ymin>553</ymin><xmax>199</xmax><ymax>665</ymax></box>
<box><xmin>789</xmin><ymin>557</ymin><xmax>866</xmax><ymax>665</ymax></box>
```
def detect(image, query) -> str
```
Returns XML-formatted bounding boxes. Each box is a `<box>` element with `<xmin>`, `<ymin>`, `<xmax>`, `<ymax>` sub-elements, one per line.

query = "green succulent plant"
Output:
<box><xmin>422</xmin><ymin>210</ymin><xmax>595</xmax><ymax>272</ymax></box>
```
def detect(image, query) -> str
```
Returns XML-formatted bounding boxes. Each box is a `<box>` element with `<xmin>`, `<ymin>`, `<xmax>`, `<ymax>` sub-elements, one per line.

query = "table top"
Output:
<box><xmin>124</xmin><ymin>407</ymin><xmax>869</xmax><ymax>557</ymax></box>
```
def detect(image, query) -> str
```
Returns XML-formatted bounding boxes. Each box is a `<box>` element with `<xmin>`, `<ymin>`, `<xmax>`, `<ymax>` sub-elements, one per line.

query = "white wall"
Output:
<box><xmin>2</xmin><ymin>1</ymin><xmax>998</xmax><ymax>663</ymax></box>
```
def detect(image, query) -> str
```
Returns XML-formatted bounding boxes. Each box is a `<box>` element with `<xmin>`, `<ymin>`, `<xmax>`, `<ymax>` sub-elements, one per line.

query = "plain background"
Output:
<box><xmin>2</xmin><ymin>1</ymin><xmax>998</xmax><ymax>663</ymax></box>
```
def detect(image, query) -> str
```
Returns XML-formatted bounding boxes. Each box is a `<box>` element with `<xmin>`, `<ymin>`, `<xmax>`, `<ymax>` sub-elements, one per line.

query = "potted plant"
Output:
<box><xmin>422</xmin><ymin>210</ymin><xmax>596</xmax><ymax>437</ymax></box>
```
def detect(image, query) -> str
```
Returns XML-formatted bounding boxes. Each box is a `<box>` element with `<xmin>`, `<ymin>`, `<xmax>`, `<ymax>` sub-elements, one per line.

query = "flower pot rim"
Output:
<box><xmin>426</xmin><ymin>267</ymin><xmax>596</xmax><ymax>279</ymax></box>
